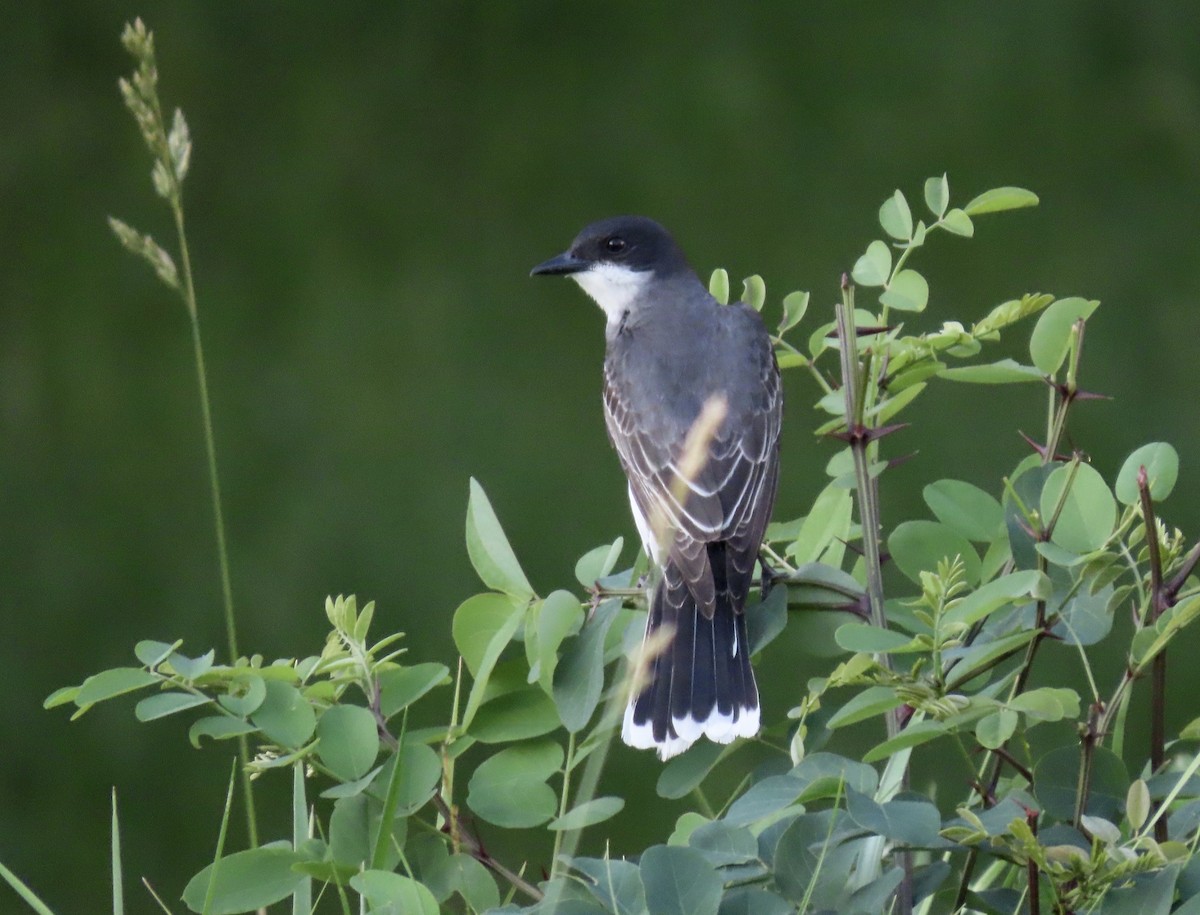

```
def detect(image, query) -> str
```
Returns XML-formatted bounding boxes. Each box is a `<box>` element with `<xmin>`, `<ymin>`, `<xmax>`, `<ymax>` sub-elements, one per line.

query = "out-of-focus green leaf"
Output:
<box><xmin>787</xmin><ymin>483</ymin><xmax>852</xmax><ymax>565</ymax></box>
<box><xmin>74</xmin><ymin>668</ymin><xmax>159</xmax><ymax>707</ymax></box>
<box><xmin>780</xmin><ymin>290</ymin><xmax>810</xmax><ymax>333</ymax></box>
<box><xmin>182</xmin><ymin>845</ymin><xmax>306</xmax><ymax>914</ymax></box>
<box><xmin>889</xmin><ymin>520</ymin><xmax>981</xmax><ymax>586</ymax></box>
<box><xmin>1040</xmin><ymin>462</ymin><xmax>1116</xmax><ymax>554</ymax></box>
<box><xmin>923</xmin><ymin>479</ymin><xmax>1003</xmax><ymax>542</ymax></box>
<box><xmin>938</xmin><ymin>359</ymin><xmax>1043</xmax><ymax>384</ymax></box>
<box><xmin>880</xmin><ymin>268</ymin><xmax>928</xmax><ymax>312</ymax></box>
<box><xmin>135</xmin><ymin>691</ymin><xmax>208</xmax><ymax>721</ymax></box>
<box><xmin>724</xmin><ymin>775</ymin><xmax>804</xmax><ymax>827</ymax></box>
<box><xmin>826</xmin><ymin>685</ymin><xmax>905</xmax><ymax>729</ymax></box>
<box><xmin>537</xmin><ymin>589</ymin><xmax>585</xmax><ymax>693</ymax></box>
<box><xmin>575</xmin><ymin>539</ymin><xmax>624</xmax><ymax>588</ymax></box>
<box><xmin>964</xmin><ymin>186</ymin><xmax>1039</xmax><ymax>216</ymax></box>
<box><xmin>466</xmin><ymin>738</ymin><xmax>562</xmax><ymax>828</ymax></box>
<box><xmin>709</xmin><ymin>268</ymin><xmax>729</xmax><ymax>305</ymax></box>
<box><xmin>250</xmin><ymin>680</ymin><xmax>316</xmax><ymax>749</ymax></box>
<box><xmin>742</xmin><ymin>275</ymin><xmax>766</xmax><ymax>312</ymax></box>
<box><xmin>548</xmin><ymin>796</ymin><xmax>625</xmax><ymax>831</ymax></box>
<box><xmin>350</xmin><ymin>871</ymin><xmax>439</xmax><ymax>915</ymax></box>
<box><xmin>470</xmin><ymin>686</ymin><xmax>560</xmax><ymax>743</ymax></box>
<box><xmin>975</xmin><ymin>708</ymin><xmax>1018</xmax><ymax>749</ymax></box>
<box><xmin>315</xmin><ymin>705</ymin><xmax>379</xmax><ymax>782</ymax></box>
<box><xmin>452</xmin><ymin>592</ymin><xmax>524</xmax><ymax>730</ymax></box>
<box><xmin>941</xmin><ymin>570</ymin><xmax>1049</xmax><ymax>628</ymax></box>
<box><xmin>466</xmin><ymin>478</ymin><xmax>534</xmax><ymax>599</ymax></box>
<box><xmin>1115</xmin><ymin>442</ymin><xmax>1179</xmax><ymax>505</ymax></box>
<box><xmin>430</xmin><ymin>853</ymin><xmax>500</xmax><ymax>913</ymax></box>
<box><xmin>851</xmin><ymin>240</ymin><xmax>891</xmax><ymax>287</ymax></box>
<box><xmin>657</xmin><ymin>741</ymin><xmax>726</xmax><ymax>800</ymax></box>
<box><xmin>834</xmin><ymin>623</ymin><xmax>914</xmax><ymax>654</ymax></box>
<box><xmin>553</xmin><ymin>599</ymin><xmax>620</xmax><ymax>732</ymax></box>
<box><xmin>846</xmin><ymin>788</ymin><xmax>942</xmax><ymax>846</ymax></box>
<box><xmin>188</xmin><ymin>716</ymin><xmax>256</xmax><ymax>748</ymax></box>
<box><xmin>940</xmin><ymin>208</ymin><xmax>974</xmax><ymax>236</ymax></box>
<box><xmin>377</xmin><ymin>662</ymin><xmax>450</xmax><ymax>718</ymax></box>
<box><xmin>1028</xmin><ymin>297</ymin><xmax>1098</xmax><ymax>375</ymax></box>
<box><xmin>879</xmin><ymin>190</ymin><xmax>913</xmax><ymax>240</ymax></box>
<box><xmin>924</xmin><ymin>174</ymin><xmax>949</xmax><ymax>218</ymax></box>
<box><xmin>639</xmin><ymin>845</ymin><xmax>722</xmax><ymax>915</ymax></box>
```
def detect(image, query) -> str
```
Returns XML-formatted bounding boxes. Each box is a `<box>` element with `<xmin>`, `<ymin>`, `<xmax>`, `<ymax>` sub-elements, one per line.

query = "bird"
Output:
<box><xmin>531</xmin><ymin>216</ymin><xmax>782</xmax><ymax>760</ymax></box>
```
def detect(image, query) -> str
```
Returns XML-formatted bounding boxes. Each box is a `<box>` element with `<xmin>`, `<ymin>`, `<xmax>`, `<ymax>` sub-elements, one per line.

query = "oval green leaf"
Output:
<box><xmin>923</xmin><ymin>479</ymin><xmax>1004</xmax><ymax>542</ymax></box>
<box><xmin>1028</xmin><ymin>297</ymin><xmax>1098</xmax><ymax>375</ymax></box>
<box><xmin>880</xmin><ymin>268</ymin><xmax>928</xmax><ymax>312</ymax></box>
<box><xmin>851</xmin><ymin>240</ymin><xmax>891</xmax><ymax>287</ymax></box>
<box><xmin>547</xmin><ymin>796</ymin><xmax>625</xmax><ymax>831</ymax></box>
<box><xmin>879</xmin><ymin>190</ymin><xmax>913</xmax><ymax>240</ymax></box>
<box><xmin>1040</xmin><ymin>462</ymin><xmax>1116</xmax><ymax>554</ymax></box>
<box><xmin>964</xmin><ymin>186</ymin><xmax>1039</xmax><ymax>216</ymax></box>
<box><xmin>888</xmin><ymin>520</ymin><xmax>981</xmax><ymax>586</ymax></box>
<box><xmin>639</xmin><ymin>845</ymin><xmax>722</xmax><ymax>915</ymax></box>
<box><xmin>250</xmin><ymin>680</ymin><xmax>316</xmax><ymax>748</ymax></box>
<box><xmin>466</xmin><ymin>478</ymin><xmax>534</xmax><ymax>599</ymax></box>
<box><xmin>1115</xmin><ymin>442</ymin><xmax>1179</xmax><ymax>505</ymax></box>
<box><xmin>316</xmin><ymin>705</ymin><xmax>380</xmax><ymax>781</ymax></box>
<box><xmin>182</xmin><ymin>846</ymin><xmax>306</xmax><ymax>914</ymax></box>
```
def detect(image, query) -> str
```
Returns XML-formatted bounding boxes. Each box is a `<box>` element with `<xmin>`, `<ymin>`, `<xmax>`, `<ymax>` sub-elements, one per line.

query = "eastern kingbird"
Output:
<box><xmin>532</xmin><ymin>216</ymin><xmax>782</xmax><ymax>760</ymax></box>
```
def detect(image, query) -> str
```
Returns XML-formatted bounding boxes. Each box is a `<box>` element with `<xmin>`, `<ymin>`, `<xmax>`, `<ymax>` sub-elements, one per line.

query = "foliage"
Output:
<box><xmin>8</xmin><ymin>19</ymin><xmax>1200</xmax><ymax>915</ymax></box>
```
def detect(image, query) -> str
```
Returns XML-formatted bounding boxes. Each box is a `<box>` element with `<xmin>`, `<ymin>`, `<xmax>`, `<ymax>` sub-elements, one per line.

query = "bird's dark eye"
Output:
<box><xmin>605</xmin><ymin>236</ymin><xmax>627</xmax><ymax>254</ymax></box>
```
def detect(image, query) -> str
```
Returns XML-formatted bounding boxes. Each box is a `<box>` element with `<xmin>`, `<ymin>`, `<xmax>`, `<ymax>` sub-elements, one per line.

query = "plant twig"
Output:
<box><xmin>1137</xmin><ymin>465</ymin><xmax>1169</xmax><ymax>842</ymax></box>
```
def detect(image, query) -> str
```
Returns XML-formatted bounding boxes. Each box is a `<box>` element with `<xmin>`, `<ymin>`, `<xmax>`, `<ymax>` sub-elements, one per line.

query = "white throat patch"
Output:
<box><xmin>571</xmin><ymin>263</ymin><xmax>653</xmax><ymax>327</ymax></box>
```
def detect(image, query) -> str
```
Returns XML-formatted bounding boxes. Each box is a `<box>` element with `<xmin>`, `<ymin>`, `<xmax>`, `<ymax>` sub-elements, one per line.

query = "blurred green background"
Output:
<box><xmin>4</xmin><ymin>2</ymin><xmax>1200</xmax><ymax>909</ymax></box>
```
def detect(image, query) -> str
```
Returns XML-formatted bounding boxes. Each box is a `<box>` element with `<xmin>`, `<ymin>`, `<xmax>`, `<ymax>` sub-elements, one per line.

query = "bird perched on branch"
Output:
<box><xmin>532</xmin><ymin>216</ymin><xmax>782</xmax><ymax>760</ymax></box>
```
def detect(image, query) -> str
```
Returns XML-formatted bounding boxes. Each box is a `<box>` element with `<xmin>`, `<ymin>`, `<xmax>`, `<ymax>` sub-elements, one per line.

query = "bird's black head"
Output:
<box><xmin>530</xmin><ymin>215</ymin><xmax>691</xmax><ymax>278</ymax></box>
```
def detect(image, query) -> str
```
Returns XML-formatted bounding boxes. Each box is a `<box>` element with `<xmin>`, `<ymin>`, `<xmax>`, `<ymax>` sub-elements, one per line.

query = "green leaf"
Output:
<box><xmin>470</xmin><ymin>686</ymin><xmax>561</xmax><ymax>743</ymax></box>
<box><xmin>1034</xmin><ymin>744</ymin><xmax>1128</xmax><ymax>821</ymax></box>
<box><xmin>250</xmin><ymin>680</ymin><xmax>316</xmax><ymax>749</ymax></box>
<box><xmin>1126</xmin><ymin>779</ymin><xmax>1152</xmax><ymax>831</ymax></box>
<box><xmin>453</xmin><ymin>593</ymin><xmax>525</xmax><ymax>731</ymax></box>
<box><xmin>888</xmin><ymin>520</ymin><xmax>981</xmax><ymax>586</ymax></box>
<box><xmin>787</xmin><ymin>483</ymin><xmax>852</xmax><ymax>565</ymax></box>
<box><xmin>182</xmin><ymin>845</ymin><xmax>305</xmax><ymax>914</ymax></box>
<box><xmin>940</xmin><ymin>208</ymin><xmax>974</xmax><ymax>237</ymax></box>
<box><xmin>879</xmin><ymin>268</ymin><xmax>928</xmax><ymax>312</ymax></box>
<box><xmin>864</xmin><ymin>720</ymin><xmax>949</xmax><ymax>763</ymax></box>
<box><xmin>166</xmin><ymin>649</ymin><xmax>215</xmax><ymax>681</ymax></box>
<box><xmin>135</xmin><ymin>691</ymin><xmax>208</xmax><ymax>722</ymax></box>
<box><xmin>74</xmin><ymin>668</ymin><xmax>159</xmax><ymax>707</ymax></box>
<box><xmin>1115</xmin><ymin>442</ymin><xmax>1179</xmax><ymax>505</ymax></box>
<box><xmin>349</xmin><ymin>871</ymin><xmax>439</xmax><ymax>915</ymax></box>
<box><xmin>575</xmin><ymin>539</ymin><xmax>624</xmax><ymax>588</ymax></box>
<box><xmin>742</xmin><ymin>275</ymin><xmax>766</xmax><ymax>312</ymax></box>
<box><xmin>315</xmin><ymin>705</ymin><xmax>379</xmax><ymax>781</ymax></box>
<box><xmin>548</xmin><ymin>796</ymin><xmax>625</xmax><ymax>831</ymax></box>
<box><xmin>779</xmin><ymin>291</ymin><xmax>810</xmax><ymax>334</ymax></box>
<box><xmin>975</xmin><ymin>709</ymin><xmax>1018</xmax><ymax>750</ymax></box>
<box><xmin>43</xmin><ymin>685</ymin><xmax>79</xmax><ymax>709</ymax></box>
<box><xmin>964</xmin><ymin>186</ymin><xmax>1039</xmax><ymax>216</ymax></box>
<box><xmin>0</xmin><ymin>860</ymin><xmax>56</xmax><ymax>915</ymax></box>
<box><xmin>656</xmin><ymin>741</ymin><xmax>726</xmax><ymax>799</ymax></box>
<box><xmin>537</xmin><ymin>589</ymin><xmax>585</xmax><ymax>693</ymax></box>
<box><xmin>377</xmin><ymin>662</ymin><xmax>451</xmax><ymax>718</ymax></box>
<box><xmin>465</xmin><ymin>478</ymin><xmax>534</xmax><ymax>598</ymax></box>
<box><xmin>826</xmin><ymin>685</ymin><xmax>905</xmax><ymax>729</ymax></box>
<box><xmin>709</xmin><ymin>268</ymin><xmax>729</xmax><ymax>305</ymax></box>
<box><xmin>879</xmin><ymin>190</ymin><xmax>913</xmax><ymax>240</ymax></box>
<box><xmin>553</xmin><ymin>598</ymin><xmax>620</xmax><ymax>732</ymax></box>
<box><xmin>938</xmin><ymin>359</ymin><xmax>1043</xmax><ymax>384</ymax></box>
<box><xmin>773</xmin><ymin>811</ymin><xmax>858</xmax><ymax>906</ymax></box>
<box><xmin>834</xmin><ymin>623</ymin><xmax>914</xmax><ymax>654</ymax></box>
<box><xmin>846</xmin><ymin>788</ymin><xmax>942</xmax><ymax>846</ymax></box>
<box><xmin>924</xmin><ymin>174</ymin><xmax>949</xmax><ymax>218</ymax></box>
<box><xmin>1040</xmin><ymin>462</ymin><xmax>1116</xmax><ymax>554</ymax></box>
<box><xmin>568</xmin><ymin>856</ymin><xmax>646</xmax><ymax>915</ymax></box>
<box><xmin>924</xmin><ymin>479</ymin><xmax>1003</xmax><ymax>542</ymax></box>
<box><xmin>1028</xmin><ymin>296</ymin><xmax>1099</xmax><ymax>375</ymax></box>
<box><xmin>1008</xmin><ymin>687</ymin><xmax>1080</xmax><ymax>722</ymax></box>
<box><xmin>374</xmin><ymin>740</ymin><xmax>442</xmax><ymax>816</ymax></box>
<box><xmin>466</xmin><ymin>739</ymin><xmax>562</xmax><ymax>828</ymax></box>
<box><xmin>851</xmin><ymin>240</ymin><xmax>892</xmax><ymax>287</ymax></box>
<box><xmin>724</xmin><ymin>775</ymin><xmax>805</xmax><ymax>827</ymax></box>
<box><xmin>134</xmin><ymin>639</ymin><xmax>181</xmax><ymax>668</ymax></box>
<box><xmin>941</xmin><ymin>570</ymin><xmax>1049</xmax><ymax>628</ymax></box>
<box><xmin>688</xmin><ymin>820</ymin><xmax>759</xmax><ymax>867</ymax></box>
<box><xmin>329</xmin><ymin>794</ymin><xmax>402</xmax><ymax>869</ymax></box>
<box><xmin>216</xmin><ymin>675</ymin><xmax>266</xmax><ymax>717</ymax></box>
<box><xmin>453</xmin><ymin>592</ymin><xmax>523</xmax><ymax>677</ymax></box>
<box><xmin>639</xmin><ymin>845</ymin><xmax>723</xmax><ymax>915</ymax></box>
<box><xmin>188</xmin><ymin>716</ymin><xmax>256</xmax><ymax>748</ymax></box>
<box><xmin>430</xmin><ymin>854</ymin><xmax>500</xmax><ymax>913</ymax></box>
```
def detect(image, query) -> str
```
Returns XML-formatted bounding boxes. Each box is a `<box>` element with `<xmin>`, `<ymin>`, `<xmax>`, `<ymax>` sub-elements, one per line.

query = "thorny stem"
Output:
<box><xmin>1137</xmin><ymin>466</ymin><xmax>1170</xmax><ymax>842</ymax></box>
<box><xmin>835</xmin><ymin>285</ymin><xmax>911</xmax><ymax>915</ymax></box>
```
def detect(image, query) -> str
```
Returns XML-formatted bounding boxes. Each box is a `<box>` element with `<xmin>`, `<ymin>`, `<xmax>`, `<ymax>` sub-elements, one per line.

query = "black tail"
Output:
<box><xmin>622</xmin><ymin>560</ymin><xmax>760</xmax><ymax>760</ymax></box>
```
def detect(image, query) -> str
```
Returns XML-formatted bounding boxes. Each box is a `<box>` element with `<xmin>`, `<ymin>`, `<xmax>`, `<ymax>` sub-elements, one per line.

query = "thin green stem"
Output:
<box><xmin>550</xmin><ymin>731</ymin><xmax>576</xmax><ymax>877</ymax></box>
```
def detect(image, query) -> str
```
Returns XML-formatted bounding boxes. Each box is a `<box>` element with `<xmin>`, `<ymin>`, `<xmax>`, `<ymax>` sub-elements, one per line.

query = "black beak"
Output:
<box><xmin>530</xmin><ymin>251</ymin><xmax>587</xmax><ymax>277</ymax></box>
